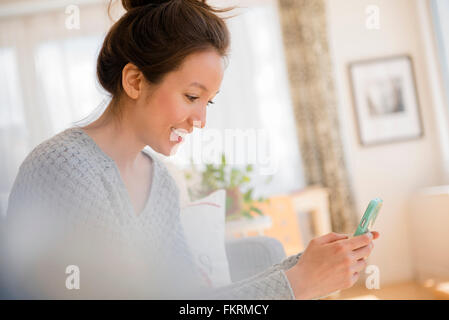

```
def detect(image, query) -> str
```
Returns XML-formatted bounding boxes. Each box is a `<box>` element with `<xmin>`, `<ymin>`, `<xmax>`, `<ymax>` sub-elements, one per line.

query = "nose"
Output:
<box><xmin>189</xmin><ymin>105</ymin><xmax>207</xmax><ymax>130</ymax></box>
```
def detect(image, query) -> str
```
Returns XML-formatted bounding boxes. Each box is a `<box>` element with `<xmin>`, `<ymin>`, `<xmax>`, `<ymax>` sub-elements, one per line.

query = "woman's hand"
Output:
<box><xmin>285</xmin><ymin>231</ymin><xmax>380</xmax><ymax>300</ymax></box>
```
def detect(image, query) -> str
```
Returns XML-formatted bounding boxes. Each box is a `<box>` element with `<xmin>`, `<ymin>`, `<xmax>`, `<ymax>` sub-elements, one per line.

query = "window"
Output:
<box><xmin>0</xmin><ymin>47</ymin><xmax>26</xmax><ymax>128</ymax></box>
<box><xmin>34</xmin><ymin>35</ymin><xmax>105</xmax><ymax>133</ymax></box>
<box><xmin>170</xmin><ymin>0</ymin><xmax>305</xmax><ymax>197</ymax></box>
<box><xmin>0</xmin><ymin>46</ymin><xmax>29</xmax><ymax>213</ymax></box>
<box><xmin>0</xmin><ymin>3</ymin><xmax>109</xmax><ymax>212</ymax></box>
<box><xmin>431</xmin><ymin>0</ymin><xmax>449</xmax><ymax>113</ymax></box>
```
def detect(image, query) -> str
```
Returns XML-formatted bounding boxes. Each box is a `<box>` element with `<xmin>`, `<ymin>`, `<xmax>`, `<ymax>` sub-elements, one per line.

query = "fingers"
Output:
<box><xmin>344</xmin><ymin>257</ymin><xmax>368</xmax><ymax>289</ymax></box>
<box><xmin>351</xmin><ymin>241</ymin><xmax>373</xmax><ymax>261</ymax></box>
<box><xmin>371</xmin><ymin>231</ymin><xmax>380</xmax><ymax>240</ymax></box>
<box><xmin>345</xmin><ymin>232</ymin><xmax>373</xmax><ymax>250</ymax></box>
<box><xmin>350</xmin><ymin>271</ymin><xmax>360</xmax><ymax>287</ymax></box>
<box><xmin>351</xmin><ymin>258</ymin><xmax>368</xmax><ymax>274</ymax></box>
<box><xmin>314</xmin><ymin>232</ymin><xmax>349</xmax><ymax>245</ymax></box>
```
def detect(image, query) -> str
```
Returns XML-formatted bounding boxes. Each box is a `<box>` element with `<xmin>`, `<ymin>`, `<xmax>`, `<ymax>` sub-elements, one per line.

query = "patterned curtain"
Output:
<box><xmin>277</xmin><ymin>0</ymin><xmax>357</xmax><ymax>233</ymax></box>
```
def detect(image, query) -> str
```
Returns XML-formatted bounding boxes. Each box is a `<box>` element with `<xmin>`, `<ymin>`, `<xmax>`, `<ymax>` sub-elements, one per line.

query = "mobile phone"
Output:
<box><xmin>353</xmin><ymin>198</ymin><xmax>383</xmax><ymax>236</ymax></box>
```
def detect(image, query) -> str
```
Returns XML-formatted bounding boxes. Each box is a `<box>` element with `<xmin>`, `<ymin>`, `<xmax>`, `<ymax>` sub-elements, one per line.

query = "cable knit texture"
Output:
<box><xmin>4</xmin><ymin>127</ymin><xmax>301</xmax><ymax>299</ymax></box>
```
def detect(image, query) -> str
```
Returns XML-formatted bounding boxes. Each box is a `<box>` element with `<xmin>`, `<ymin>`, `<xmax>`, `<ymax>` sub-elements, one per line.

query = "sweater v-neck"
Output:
<box><xmin>69</xmin><ymin>126</ymin><xmax>159</xmax><ymax>220</ymax></box>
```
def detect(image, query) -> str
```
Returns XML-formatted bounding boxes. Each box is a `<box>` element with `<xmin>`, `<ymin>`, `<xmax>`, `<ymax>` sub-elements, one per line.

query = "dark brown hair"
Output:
<box><xmin>96</xmin><ymin>0</ymin><xmax>236</xmax><ymax>120</ymax></box>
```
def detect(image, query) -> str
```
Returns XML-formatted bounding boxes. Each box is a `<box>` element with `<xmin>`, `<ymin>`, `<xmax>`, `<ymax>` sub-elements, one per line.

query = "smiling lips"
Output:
<box><xmin>170</xmin><ymin>127</ymin><xmax>187</xmax><ymax>143</ymax></box>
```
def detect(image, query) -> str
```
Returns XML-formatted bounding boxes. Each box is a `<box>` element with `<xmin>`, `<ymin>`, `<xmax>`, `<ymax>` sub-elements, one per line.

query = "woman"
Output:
<box><xmin>2</xmin><ymin>0</ymin><xmax>379</xmax><ymax>299</ymax></box>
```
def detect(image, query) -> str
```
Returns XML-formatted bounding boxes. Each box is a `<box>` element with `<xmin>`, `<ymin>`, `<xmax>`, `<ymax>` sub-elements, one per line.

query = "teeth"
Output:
<box><xmin>171</xmin><ymin>127</ymin><xmax>187</xmax><ymax>138</ymax></box>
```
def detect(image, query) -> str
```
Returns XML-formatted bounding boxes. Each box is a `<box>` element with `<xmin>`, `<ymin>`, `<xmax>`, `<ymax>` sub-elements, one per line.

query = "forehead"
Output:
<box><xmin>165</xmin><ymin>50</ymin><xmax>225</xmax><ymax>93</ymax></box>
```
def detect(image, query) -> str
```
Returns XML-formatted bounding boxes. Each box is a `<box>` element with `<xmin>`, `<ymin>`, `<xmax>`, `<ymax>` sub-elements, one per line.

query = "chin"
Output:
<box><xmin>153</xmin><ymin>142</ymin><xmax>180</xmax><ymax>157</ymax></box>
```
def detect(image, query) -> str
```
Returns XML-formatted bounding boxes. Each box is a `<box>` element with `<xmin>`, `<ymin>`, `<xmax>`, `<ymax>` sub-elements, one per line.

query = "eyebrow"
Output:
<box><xmin>189</xmin><ymin>82</ymin><xmax>220</xmax><ymax>94</ymax></box>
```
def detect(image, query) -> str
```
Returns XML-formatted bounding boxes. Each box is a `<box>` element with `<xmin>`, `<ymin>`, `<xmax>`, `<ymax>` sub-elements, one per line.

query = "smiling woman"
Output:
<box><xmin>84</xmin><ymin>49</ymin><xmax>224</xmax><ymax>158</ymax></box>
<box><xmin>1</xmin><ymin>0</ymin><xmax>306</xmax><ymax>299</ymax></box>
<box><xmin>0</xmin><ymin>0</ymin><xmax>380</xmax><ymax>301</ymax></box>
<box><xmin>89</xmin><ymin>0</ymin><xmax>231</xmax><ymax>157</ymax></box>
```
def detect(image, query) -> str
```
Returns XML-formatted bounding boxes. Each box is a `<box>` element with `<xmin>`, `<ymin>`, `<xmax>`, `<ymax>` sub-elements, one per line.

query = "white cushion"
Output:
<box><xmin>180</xmin><ymin>189</ymin><xmax>231</xmax><ymax>287</ymax></box>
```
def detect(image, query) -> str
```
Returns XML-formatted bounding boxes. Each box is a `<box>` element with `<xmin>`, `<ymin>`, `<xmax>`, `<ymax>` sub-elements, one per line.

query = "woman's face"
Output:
<box><xmin>132</xmin><ymin>49</ymin><xmax>225</xmax><ymax>156</ymax></box>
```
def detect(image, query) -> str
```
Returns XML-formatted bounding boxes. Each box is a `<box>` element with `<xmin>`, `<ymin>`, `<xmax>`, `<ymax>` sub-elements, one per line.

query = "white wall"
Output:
<box><xmin>326</xmin><ymin>0</ymin><xmax>446</xmax><ymax>286</ymax></box>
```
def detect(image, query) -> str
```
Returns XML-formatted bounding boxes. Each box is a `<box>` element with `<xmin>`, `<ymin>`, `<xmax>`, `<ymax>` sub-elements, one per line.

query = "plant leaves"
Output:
<box><xmin>230</xmin><ymin>168</ymin><xmax>239</xmax><ymax>188</ymax></box>
<box><xmin>243</xmin><ymin>189</ymin><xmax>253</xmax><ymax>202</ymax></box>
<box><xmin>250</xmin><ymin>206</ymin><xmax>263</xmax><ymax>216</ymax></box>
<box><xmin>242</xmin><ymin>210</ymin><xmax>253</xmax><ymax>219</ymax></box>
<box><xmin>265</xmin><ymin>175</ymin><xmax>274</xmax><ymax>184</ymax></box>
<box><xmin>241</xmin><ymin>175</ymin><xmax>250</xmax><ymax>184</ymax></box>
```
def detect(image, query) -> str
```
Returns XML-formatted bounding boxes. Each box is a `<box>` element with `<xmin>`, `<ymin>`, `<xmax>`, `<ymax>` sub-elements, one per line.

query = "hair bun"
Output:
<box><xmin>121</xmin><ymin>0</ymin><xmax>171</xmax><ymax>11</ymax></box>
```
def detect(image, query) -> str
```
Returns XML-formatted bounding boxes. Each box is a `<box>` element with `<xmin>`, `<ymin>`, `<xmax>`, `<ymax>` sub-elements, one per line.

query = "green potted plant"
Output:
<box><xmin>184</xmin><ymin>153</ymin><xmax>271</xmax><ymax>221</ymax></box>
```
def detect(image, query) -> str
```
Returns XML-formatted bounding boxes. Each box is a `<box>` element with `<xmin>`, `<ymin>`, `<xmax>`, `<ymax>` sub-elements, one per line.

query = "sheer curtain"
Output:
<box><xmin>170</xmin><ymin>0</ymin><xmax>305</xmax><ymax>198</ymax></box>
<box><xmin>0</xmin><ymin>45</ymin><xmax>28</xmax><ymax>215</ymax></box>
<box><xmin>0</xmin><ymin>1</ymin><xmax>111</xmax><ymax>216</ymax></box>
<box><xmin>0</xmin><ymin>0</ymin><xmax>305</xmax><ymax>216</ymax></box>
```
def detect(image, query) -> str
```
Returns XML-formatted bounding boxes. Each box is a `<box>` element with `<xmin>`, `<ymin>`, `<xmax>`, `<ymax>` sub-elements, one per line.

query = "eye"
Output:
<box><xmin>186</xmin><ymin>95</ymin><xmax>198</xmax><ymax>102</ymax></box>
<box><xmin>186</xmin><ymin>95</ymin><xmax>215</xmax><ymax>106</ymax></box>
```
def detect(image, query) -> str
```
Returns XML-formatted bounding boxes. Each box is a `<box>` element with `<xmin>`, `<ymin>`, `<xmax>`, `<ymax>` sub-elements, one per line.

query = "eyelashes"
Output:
<box><xmin>186</xmin><ymin>95</ymin><xmax>215</xmax><ymax>106</ymax></box>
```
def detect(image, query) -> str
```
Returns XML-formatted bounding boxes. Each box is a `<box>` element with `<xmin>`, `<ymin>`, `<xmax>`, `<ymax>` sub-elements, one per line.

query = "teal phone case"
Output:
<box><xmin>353</xmin><ymin>198</ymin><xmax>383</xmax><ymax>236</ymax></box>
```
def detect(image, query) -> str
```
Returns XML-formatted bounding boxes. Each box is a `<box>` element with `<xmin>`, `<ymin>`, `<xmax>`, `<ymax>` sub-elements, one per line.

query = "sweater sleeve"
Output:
<box><xmin>6</xmin><ymin>145</ymin><xmax>105</xmax><ymax>229</ymax></box>
<box><xmin>3</xmin><ymin>141</ymin><xmax>126</xmax><ymax>298</ymax></box>
<box><xmin>203</xmin><ymin>251</ymin><xmax>302</xmax><ymax>300</ymax></box>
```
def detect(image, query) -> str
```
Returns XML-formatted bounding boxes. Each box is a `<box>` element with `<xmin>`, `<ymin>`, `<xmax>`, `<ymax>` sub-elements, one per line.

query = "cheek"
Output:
<box><xmin>155</xmin><ymin>93</ymin><xmax>189</xmax><ymax>126</ymax></box>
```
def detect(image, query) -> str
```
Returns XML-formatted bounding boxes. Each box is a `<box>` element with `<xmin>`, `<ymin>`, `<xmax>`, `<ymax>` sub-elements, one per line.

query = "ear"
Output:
<box><xmin>121</xmin><ymin>63</ymin><xmax>143</xmax><ymax>100</ymax></box>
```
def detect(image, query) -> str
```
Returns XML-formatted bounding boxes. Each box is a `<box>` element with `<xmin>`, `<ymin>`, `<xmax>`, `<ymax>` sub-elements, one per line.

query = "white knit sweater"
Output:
<box><xmin>2</xmin><ymin>127</ymin><xmax>301</xmax><ymax>299</ymax></box>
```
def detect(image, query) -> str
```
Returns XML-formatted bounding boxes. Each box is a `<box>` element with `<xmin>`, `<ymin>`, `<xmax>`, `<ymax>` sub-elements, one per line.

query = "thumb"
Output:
<box><xmin>314</xmin><ymin>232</ymin><xmax>349</xmax><ymax>245</ymax></box>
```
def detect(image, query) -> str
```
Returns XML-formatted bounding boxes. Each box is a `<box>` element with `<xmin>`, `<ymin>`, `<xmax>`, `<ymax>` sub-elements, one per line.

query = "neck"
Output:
<box><xmin>81</xmin><ymin>102</ymin><xmax>145</xmax><ymax>174</ymax></box>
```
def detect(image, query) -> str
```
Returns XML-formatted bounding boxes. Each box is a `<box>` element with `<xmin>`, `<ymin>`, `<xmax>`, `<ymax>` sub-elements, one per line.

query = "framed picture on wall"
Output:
<box><xmin>348</xmin><ymin>55</ymin><xmax>424</xmax><ymax>146</ymax></box>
